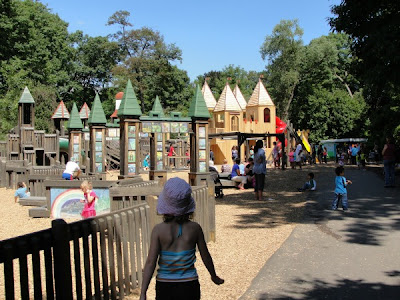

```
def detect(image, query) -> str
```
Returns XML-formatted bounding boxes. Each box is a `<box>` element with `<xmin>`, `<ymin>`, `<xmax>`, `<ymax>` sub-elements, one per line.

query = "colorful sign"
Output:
<box><xmin>50</xmin><ymin>188</ymin><xmax>110</xmax><ymax>218</ymax></box>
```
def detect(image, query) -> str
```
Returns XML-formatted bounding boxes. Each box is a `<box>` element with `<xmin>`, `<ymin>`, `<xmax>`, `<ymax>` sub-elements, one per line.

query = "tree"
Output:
<box><xmin>290</xmin><ymin>33</ymin><xmax>367</xmax><ymax>142</ymax></box>
<box><xmin>330</xmin><ymin>0</ymin><xmax>400</xmax><ymax>144</ymax></box>
<box><xmin>195</xmin><ymin>65</ymin><xmax>261</xmax><ymax>100</ymax></box>
<box><xmin>260</xmin><ymin>19</ymin><xmax>304</xmax><ymax>119</ymax></box>
<box><xmin>108</xmin><ymin>13</ymin><xmax>188</xmax><ymax>113</ymax></box>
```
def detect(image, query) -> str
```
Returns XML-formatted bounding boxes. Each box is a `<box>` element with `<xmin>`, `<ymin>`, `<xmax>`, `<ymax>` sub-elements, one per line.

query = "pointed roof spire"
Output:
<box><xmin>67</xmin><ymin>103</ymin><xmax>83</xmax><ymax>130</ymax></box>
<box><xmin>188</xmin><ymin>84</ymin><xmax>211</xmax><ymax>119</ymax></box>
<box><xmin>18</xmin><ymin>86</ymin><xmax>35</xmax><ymax>104</ymax></box>
<box><xmin>117</xmin><ymin>79</ymin><xmax>142</xmax><ymax>117</ymax></box>
<box><xmin>214</xmin><ymin>83</ymin><xmax>242</xmax><ymax>112</ymax></box>
<box><xmin>201</xmin><ymin>80</ymin><xmax>217</xmax><ymax>109</ymax></box>
<box><xmin>88</xmin><ymin>94</ymin><xmax>107</xmax><ymax>125</ymax></box>
<box><xmin>110</xmin><ymin>109</ymin><xmax>119</xmax><ymax>119</ymax></box>
<box><xmin>79</xmin><ymin>102</ymin><xmax>91</xmax><ymax>119</ymax></box>
<box><xmin>150</xmin><ymin>95</ymin><xmax>165</xmax><ymax>117</ymax></box>
<box><xmin>247</xmin><ymin>78</ymin><xmax>274</xmax><ymax>106</ymax></box>
<box><xmin>233</xmin><ymin>84</ymin><xmax>247</xmax><ymax>110</ymax></box>
<box><xmin>51</xmin><ymin>100</ymin><xmax>70</xmax><ymax>119</ymax></box>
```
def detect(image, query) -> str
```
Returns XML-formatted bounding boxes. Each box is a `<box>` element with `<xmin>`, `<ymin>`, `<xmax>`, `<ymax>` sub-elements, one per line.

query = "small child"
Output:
<box><xmin>14</xmin><ymin>182</ymin><xmax>30</xmax><ymax>203</ymax></box>
<box><xmin>289</xmin><ymin>148</ymin><xmax>295</xmax><ymax>168</ymax></box>
<box><xmin>332</xmin><ymin>166</ymin><xmax>352</xmax><ymax>211</ymax></box>
<box><xmin>140</xmin><ymin>178</ymin><xmax>224</xmax><ymax>300</ymax></box>
<box><xmin>298</xmin><ymin>173</ymin><xmax>316</xmax><ymax>191</ymax></box>
<box><xmin>80</xmin><ymin>181</ymin><xmax>98</xmax><ymax>219</ymax></box>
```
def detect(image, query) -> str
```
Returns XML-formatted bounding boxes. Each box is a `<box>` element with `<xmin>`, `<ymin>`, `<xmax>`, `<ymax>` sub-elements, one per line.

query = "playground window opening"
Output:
<box><xmin>231</xmin><ymin>116</ymin><xmax>239</xmax><ymax>131</ymax></box>
<box><xmin>23</xmin><ymin>105</ymin><xmax>32</xmax><ymax>125</ymax></box>
<box><xmin>264</xmin><ymin>108</ymin><xmax>270</xmax><ymax>123</ymax></box>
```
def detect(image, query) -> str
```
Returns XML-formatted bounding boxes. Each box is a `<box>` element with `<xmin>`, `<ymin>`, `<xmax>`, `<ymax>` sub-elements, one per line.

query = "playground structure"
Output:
<box><xmin>0</xmin><ymin>80</ymin><xmax>217</xmax><ymax>299</ymax></box>
<box><xmin>202</xmin><ymin>78</ymin><xmax>312</xmax><ymax>165</ymax></box>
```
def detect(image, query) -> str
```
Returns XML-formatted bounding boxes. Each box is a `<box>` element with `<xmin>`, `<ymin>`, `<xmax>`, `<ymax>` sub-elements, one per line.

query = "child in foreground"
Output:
<box><xmin>80</xmin><ymin>181</ymin><xmax>98</xmax><ymax>219</ymax></box>
<box><xmin>297</xmin><ymin>172</ymin><xmax>316</xmax><ymax>192</ymax></box>
<box><xmin>332</xmin><ymin>166</ymin><xmax>352</xmax><ymax>211</ymax></box>
<box><xmin>140</xmin><ymin>177</ymin><xmax>224</xmax><ymax>300</ymax></box>
<box><xmin>14</xmin><ymin>181</ymin><xmax>30</xmax><ymax>203</ymax></box>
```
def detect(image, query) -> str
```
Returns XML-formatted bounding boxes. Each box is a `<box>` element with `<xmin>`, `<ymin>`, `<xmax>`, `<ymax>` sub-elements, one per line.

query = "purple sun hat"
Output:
<box><xmin>157</xmin><ymin>177</ymin><xmax>195</xmax><ymax>216</ymax></box>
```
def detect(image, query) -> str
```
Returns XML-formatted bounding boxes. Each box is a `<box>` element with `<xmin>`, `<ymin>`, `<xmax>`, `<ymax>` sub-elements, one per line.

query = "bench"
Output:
<box><xmin>29</xmin><ymin>206</ymin><xmax>51</xmax><ymax>218</ymax></box>
<box><xmin>18</xmin><ymin>196</ymin><xmax>47</xmax><ymax>207</ymax></box>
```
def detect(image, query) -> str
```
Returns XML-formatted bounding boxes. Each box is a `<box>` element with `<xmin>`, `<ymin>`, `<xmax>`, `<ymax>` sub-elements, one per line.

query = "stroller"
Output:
<box><xmin>210</xmin><ymin>166</ymin><xmax>239</xmax><ymax>198</ymax></box>
<box><xmin>210</xmin><ymin>166</ymin><xmax>224</xmax><ymax>198</ymax></box>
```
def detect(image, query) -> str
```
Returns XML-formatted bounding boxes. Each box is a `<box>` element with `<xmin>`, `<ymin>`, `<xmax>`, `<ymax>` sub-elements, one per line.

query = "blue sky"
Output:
<box><xmin>43</xmin><ymin>0</ymin><xmax>340</xmax><ymax>80</ymax></box>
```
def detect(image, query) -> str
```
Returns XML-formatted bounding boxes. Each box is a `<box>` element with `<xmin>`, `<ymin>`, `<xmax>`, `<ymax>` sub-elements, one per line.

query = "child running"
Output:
<box><xmin>140</xmin><ymin>177</ymin><xmax>224</xmax><ymax>300</ymax></box>
<box><xmin>80</xmin><ymin>181</ymin><xmax>98</xmax><ymax>219</ymax></box>
<box><xmin>332</xmin><ymin>166</ymin><xmax>352</xmax><ymax>211</ymax></box>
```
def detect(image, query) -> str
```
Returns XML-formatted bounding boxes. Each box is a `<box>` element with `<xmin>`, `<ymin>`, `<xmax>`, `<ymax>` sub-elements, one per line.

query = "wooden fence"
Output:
<box><xmin>0</xmin><ymin>202</ymin><xmax>150</xmax><ymax>300</ymax></box>
<box><xmin>110</xmin><ymin>183</ymin><xmax>216</xmax><ymax>242</ymax></box>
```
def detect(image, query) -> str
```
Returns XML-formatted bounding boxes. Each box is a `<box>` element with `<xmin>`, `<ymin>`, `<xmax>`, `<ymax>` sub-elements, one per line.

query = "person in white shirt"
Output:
<box><xmin>62</xmin><ymin>159</ymin><xmax>81</xmax><ymax>180</ymax></box>
<box><xmin>295</xmin><ymin>142</ymin><xmax>303</xmax><ymax>169</ymax></box>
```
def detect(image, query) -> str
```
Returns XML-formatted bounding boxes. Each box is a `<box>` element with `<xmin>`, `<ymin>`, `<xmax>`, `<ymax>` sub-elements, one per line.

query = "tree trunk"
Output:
<box><xmin>283</xmin><ymin>84</ymin><xmax>296</xmax><ymax>122</ymax></box>
<box><xmin>334</xmin><ymin>73</ymin><xmax>353</xmax><ymax>98</ymax></box>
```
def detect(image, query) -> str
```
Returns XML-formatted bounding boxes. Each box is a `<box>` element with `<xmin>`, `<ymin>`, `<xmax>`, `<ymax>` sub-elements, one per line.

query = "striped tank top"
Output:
<box><xmin>156</xmin><ymin>248</ymin><xmax>198</xmax><ymax>282</ymax></box>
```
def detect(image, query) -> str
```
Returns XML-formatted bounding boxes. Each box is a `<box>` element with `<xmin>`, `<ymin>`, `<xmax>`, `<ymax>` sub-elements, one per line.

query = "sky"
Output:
<box><xmin>42</xmin><ymin>0</ymin><xmax>341</xmax><ymax>80</ymax></box>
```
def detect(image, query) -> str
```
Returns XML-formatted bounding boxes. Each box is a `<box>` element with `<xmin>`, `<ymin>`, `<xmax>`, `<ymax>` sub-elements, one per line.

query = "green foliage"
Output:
<box><xmin>109</xmin><ymin>13</ymin><xmax>191</xmax><ymax>115</ymax></box>
<box><xmin>330</xmin><ymin>0</ymin><xmax>400</xmax><ymax>145</ymax></box>
<box><xmin>260</xmin><ymin>19</ymin><xmax>304</xmax><ymax>118</ymax></box>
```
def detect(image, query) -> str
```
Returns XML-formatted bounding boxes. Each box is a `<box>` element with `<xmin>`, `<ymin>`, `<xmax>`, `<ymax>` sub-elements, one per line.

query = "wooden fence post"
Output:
<box><xmin>51</xmin><ymin>219</ymin><xmax>73</xmax><ymax>300</ymax></box>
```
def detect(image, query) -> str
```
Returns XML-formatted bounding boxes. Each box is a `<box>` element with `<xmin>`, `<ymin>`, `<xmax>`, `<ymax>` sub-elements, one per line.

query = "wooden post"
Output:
<box><xmin>51</xmin><ymin>219</ymin><xmax>73</xmax><ymax>300</ymax></box>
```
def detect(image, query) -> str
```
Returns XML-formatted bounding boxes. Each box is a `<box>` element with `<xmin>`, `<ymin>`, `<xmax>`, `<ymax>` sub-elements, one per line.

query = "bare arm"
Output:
<box><xmin>382</xmin><ymin>144</ymin><xmax>387</xmax><ymax>156</ymax></box>
<box><xmin>14</xmin><ymin>196</ymin><xmax>18</xmax><ymax>203</ymax></box>
<box><xmin>196</xmin><ymin>225</ymin><xmax>224</xmax><ymax>285</ymax></box>
<box><xmin>140</xmin><ymin>226</ymin><xmax>161</xmax><ymax>300</ymax></box>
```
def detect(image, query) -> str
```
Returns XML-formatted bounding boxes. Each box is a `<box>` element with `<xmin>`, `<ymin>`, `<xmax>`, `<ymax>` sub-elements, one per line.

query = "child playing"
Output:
<box><xmin>80</xmin><ymin>181</ymin><xmax>98</xmax><ymax>219</ymax></box>
<box><xmin>332</xmin><ymin>166</ymin><xmax>352</xmax><ymax>211</ymax></box>
<box><xmin>14</xmin><ymin>182</ymin><xmax>30</xmax><ymax>203</ymax></box>
<box><xmin>297</xmin><ymin>173</ymin><xmax>317</xmax><ymax>191</ymax></box>
<box><xmin>140</xmin><ymin>177</ymin><xmax>224</xmax><ymax>300</ymax></box>
<box><xmin>289</xmin><ymin>148</ymin><xmax>296</xmax><ymax>169</ymax></box>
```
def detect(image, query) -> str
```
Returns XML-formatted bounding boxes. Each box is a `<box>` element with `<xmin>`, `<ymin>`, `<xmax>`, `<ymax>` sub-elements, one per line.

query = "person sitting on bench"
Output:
<box><xmin>231</xmin><ymin>158</ymin><xmax>247</xmax><ymax>190</ymax></box>
<box><xmin>14</xmin><ymin>181</ymin><xmax>30</xmax><ymax>203</ymax></box>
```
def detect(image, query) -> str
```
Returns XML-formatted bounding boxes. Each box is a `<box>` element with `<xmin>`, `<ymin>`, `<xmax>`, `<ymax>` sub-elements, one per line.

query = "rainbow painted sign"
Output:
<box><xmin>50</xmin><ymin>188</ymin><xmax>110</xmax><ymax>219</ymax></box>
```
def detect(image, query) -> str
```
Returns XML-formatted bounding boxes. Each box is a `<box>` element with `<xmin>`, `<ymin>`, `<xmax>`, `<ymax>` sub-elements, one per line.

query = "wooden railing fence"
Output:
<box><xmin>0</xmin><ymin>202</ymin><xmax>150</xmax><ymax>300</ymax></box>
<box><xmin>110</xmin><ymin>183</ymin><xmax>216</xmax><ymax>242</ymax></box>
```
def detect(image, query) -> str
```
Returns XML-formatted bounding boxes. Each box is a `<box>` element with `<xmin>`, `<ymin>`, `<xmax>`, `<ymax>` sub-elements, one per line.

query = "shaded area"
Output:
<box><xmin>260</xmin><ymin>277</ymin><xmax>400</xmax><ymax>300</ymax></box>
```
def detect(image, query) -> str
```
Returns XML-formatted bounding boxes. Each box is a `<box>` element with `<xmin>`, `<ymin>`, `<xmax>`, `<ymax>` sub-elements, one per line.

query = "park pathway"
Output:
<box><xmin>240</xmin><ymin>165</ymin><xmax>400</xmax><ymax>299</ymax></box>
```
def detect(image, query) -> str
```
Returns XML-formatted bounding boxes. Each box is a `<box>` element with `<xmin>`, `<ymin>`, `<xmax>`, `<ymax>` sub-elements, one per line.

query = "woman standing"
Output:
<box><xmin>253</xmin><ymin>140</ymin><xmax>267</xmax><ymax>200</ymax></box>
<box><xmin>231</xmin><ymin>145</ymin><xmax>238</xmax><ymax>162</ymax></box>
<box><xmin>382</xmin><ymin>137</ymin><xmax>396</xmax><ymax>187</ymax></box>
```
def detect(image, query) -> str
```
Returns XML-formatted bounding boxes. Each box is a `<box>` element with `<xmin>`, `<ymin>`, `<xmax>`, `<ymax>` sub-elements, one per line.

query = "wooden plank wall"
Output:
<box><xmin>0</xmin><ymin>202</ymin><xmax>150</xmax><ymax>300</ymax></box>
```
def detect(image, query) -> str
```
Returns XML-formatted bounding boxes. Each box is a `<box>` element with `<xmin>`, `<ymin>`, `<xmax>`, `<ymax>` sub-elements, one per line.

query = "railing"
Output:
<box><xmin>0</xmin><ymin>141</ymin><xmax>7</xmax><ymax>158</ymax></box>
<box><xmin>28</xmin><ymin>172</ymin><xmax>106</xmax><ymax>197</ymax></box>
<box><xmin>44</xmin><ymin>134</ymin><xmax>58</xmax><ymax>153</ymax></box>
<box><xmin>7</xmin><ymin>135</ymin><xmax>20</xmax><ymax>154</ymax></box>
<box><xmin>110</xmin><ymin>183</ymin><xmax>215</xmax><ymax>242</ymax></box>
<box><xmin>21</xmin><ymin>127</ymin><xmax>34</xmax><ymax>146</ymax></box>
<box><xmin>34</xmin><ymin>131</ymin><xmax>45</xmax><ymax>149</ymax></box>
<box><xmin>0</xmin><ymin>202</ymin><xmax>150</xmax><ymax>300</ymax></box>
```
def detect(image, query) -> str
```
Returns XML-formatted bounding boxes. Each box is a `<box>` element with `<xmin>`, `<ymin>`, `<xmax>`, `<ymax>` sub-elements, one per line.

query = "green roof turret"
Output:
<box><xmin>67</xmin><ymin>103</ymin><xmax>83</xmax><ymax>130</ymax></box>
<box><xmin>149</xmin><ymin>95</ymin><xmax>165</xmax><ymax>117</ymax></box>
<box><xmin>18</xmin><ymin>86</ymin><xmax>35</xmax><ymax>104</ymax></box>
<box><xmin>117</xmin><ymin>79</ymin><xmax>142</xmax><ymax>117</ymax></box>
<box><xmin>188</xmin><ymin>84</ymin><xmax>211</xmax><ymax>119</ymax></box>
<box><xmin>88</xmin><ymin>93</ymin><xmax>107</xmax><ymax>125</ymax></box>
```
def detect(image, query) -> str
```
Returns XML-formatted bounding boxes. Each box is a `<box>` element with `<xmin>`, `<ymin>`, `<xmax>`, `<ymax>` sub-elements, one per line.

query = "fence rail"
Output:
<box><xmin>0</xmin><ymin>202</ymin><xmax>150</xmax><ymax>300</ymax></box>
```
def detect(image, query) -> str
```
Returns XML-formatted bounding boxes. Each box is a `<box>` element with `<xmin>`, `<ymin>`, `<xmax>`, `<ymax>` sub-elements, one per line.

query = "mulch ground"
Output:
<box><xmin>0</xmin><ymin>164</ymin><xmax>328</xmax><ymax>299</ymax></box>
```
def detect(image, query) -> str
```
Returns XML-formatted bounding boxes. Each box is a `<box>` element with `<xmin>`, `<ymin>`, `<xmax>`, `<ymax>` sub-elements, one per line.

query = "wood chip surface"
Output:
<box><xmin>0</xmin><ymin>165</ymin><xmax>313</xmax><ymax>299</ymax></box>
